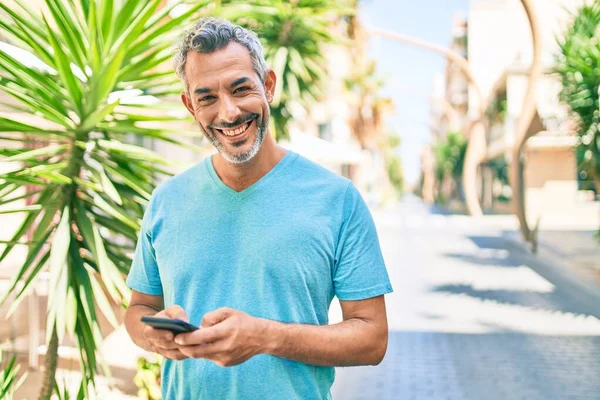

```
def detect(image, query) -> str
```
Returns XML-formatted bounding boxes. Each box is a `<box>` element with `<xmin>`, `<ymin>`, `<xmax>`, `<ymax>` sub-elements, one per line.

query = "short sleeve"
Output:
<box><xmin>126</xmin><ymin>194</ymin><xmax>163</xmax><ymax>296</ymax></box>
<box><xmin>333</xmin><ymin>183</ymin><xmax>393</xmax><ymax>301</ymax></box>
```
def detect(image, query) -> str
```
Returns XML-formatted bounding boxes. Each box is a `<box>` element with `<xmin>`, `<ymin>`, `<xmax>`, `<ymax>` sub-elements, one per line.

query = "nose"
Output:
<box><xmin>217</xmin><ymin>94</ymin><xmax>241</xmax><ymax>125</ymax></box>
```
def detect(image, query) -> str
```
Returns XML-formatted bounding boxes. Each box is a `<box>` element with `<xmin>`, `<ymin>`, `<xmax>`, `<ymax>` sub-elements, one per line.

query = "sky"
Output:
<box><xmin>359</xmin><ymin>0</ymin><xmax>470</xmax><ymax>186</ymax></box>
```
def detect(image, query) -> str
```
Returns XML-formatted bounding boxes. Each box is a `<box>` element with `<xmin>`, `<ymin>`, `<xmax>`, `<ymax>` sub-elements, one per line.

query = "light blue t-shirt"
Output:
<box><xmin>127</xmin><ymin>150</ymin><xmax>393</xmax><ymax>400</ymax></box>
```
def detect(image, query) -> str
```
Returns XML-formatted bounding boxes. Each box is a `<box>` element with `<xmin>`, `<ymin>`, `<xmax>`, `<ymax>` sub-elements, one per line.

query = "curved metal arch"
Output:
<box><xmin>367</xmin><ymin>27</ymin><xmax>487</xmax><ymax>216</ymax></box>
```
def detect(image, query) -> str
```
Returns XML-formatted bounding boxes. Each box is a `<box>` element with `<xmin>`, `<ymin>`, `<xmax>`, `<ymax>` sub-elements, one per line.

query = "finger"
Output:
<box><xmin>161</xmin><ymin>349</ymin><xmax>188</xmax><ymax>361</ymax></box>
<box><xmin>201</xmin><ymin>307</ymin><xmax>234</xmax><ymax>328</ymax></box>
<box><xmin>154</xmin><ymin>339</ymin><xmax>180</xmax><ymax>350</ymax></box>
<box><xmin>175</xmin><ymin>324</ymin><xmax>228</xmax><ymax>346</ymax></box>
<box><xmin>144</xmin><ymin>326</ymin><xmax>174</xmax><ymax>342</ymax></box>
<box><xmin>165</xmin><ymin>305</ymin><xmax>189</xmax><ymax>322</ymax></box>
<box><xmin>178</xmin><ymin>340</ymin><xmax>222</xmax><ymax>359</ymax></box>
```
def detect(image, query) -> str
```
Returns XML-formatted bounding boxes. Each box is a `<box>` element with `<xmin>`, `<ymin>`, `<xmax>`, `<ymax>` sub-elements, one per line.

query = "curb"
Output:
<box><xmin>501</xmin><ymin>231</ymin><xmax>600</xmax><ymax>320</ymax></box>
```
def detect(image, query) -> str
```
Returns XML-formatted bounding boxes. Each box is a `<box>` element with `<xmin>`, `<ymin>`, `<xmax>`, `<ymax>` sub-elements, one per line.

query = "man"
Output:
<box><xmin>124</xmin><ymin>17</ymin><xmax>393</xmax><ymax>399</ymax></box>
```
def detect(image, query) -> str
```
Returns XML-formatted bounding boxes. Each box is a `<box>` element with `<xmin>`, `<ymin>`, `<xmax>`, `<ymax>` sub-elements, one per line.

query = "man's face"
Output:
<box><xmin>181</xmin><ymin>42</ymin><xmax>275</xmax><ymax>164</ymax></box>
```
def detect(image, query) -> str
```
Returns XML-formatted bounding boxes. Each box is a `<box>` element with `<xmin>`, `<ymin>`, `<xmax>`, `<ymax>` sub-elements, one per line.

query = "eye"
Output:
<box><xmin>198</xmin><ymin>95</ymin><xmax>215</xmax><ymax>103</ymax></box>
<box><xmin>234</xmin><ymin>86</ymin><xmax>250</xmax><ymax>94</ymax></box>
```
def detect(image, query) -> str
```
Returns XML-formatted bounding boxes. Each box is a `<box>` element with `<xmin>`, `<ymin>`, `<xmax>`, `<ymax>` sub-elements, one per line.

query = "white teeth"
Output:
<box><xmin>221</xmin><ymin>121</ymin><xmax>250</xmax><ymax>136</ymax></box>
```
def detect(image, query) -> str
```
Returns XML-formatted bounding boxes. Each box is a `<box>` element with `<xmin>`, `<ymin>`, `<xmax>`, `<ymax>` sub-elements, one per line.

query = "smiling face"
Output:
<box><xmin>181</xmin><ymin>42</ymin><xmax>276</xmax><ymax>164</ymax></box>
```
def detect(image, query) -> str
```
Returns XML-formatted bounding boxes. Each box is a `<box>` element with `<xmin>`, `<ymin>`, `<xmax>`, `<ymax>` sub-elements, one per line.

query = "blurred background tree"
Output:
<box><xmin>213</xmin><ymin>0</ymin><xmax>354</xmax><ymax>140</ymax></box>
<box><xmin>345</xmin><ymin>59</ymin><xmax>393</xmax><ymax>150</ymax></box>
<box><xmin>433</xmin><ymin>131</ymin><xmax>467</xmax><ymax>204</ymax></box>
<box><xmin>382</xmin><ymin>134</ymin><xmax>404</xmax><ymax>196</ymax></box>
<box><xmin>555</xmin><ymin>1</ymin><xmax>600</xmax><ymax>234</ymax></box>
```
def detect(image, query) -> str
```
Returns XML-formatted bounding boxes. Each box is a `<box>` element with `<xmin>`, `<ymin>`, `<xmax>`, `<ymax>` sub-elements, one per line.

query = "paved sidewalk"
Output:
<box><xmin>331</xmin><ymin>196</ymin><xmax>600</xmax><ymax>400</ymax></box>
<box><xmin>506</xmin><ymin>229</ymin><xmax>600</xmax><ymax>273</ymax></box>
<box><xmin>503</xmin><ymin>225</ymin><xmax>600</xmax><ymax>315</ymax></box>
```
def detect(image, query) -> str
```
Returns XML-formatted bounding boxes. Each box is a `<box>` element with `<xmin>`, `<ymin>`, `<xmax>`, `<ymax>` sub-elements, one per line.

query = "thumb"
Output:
<box><xmin>165</xmin><ymin>305</ymin><xmax>189</xmax><ymax>322</ymax></box>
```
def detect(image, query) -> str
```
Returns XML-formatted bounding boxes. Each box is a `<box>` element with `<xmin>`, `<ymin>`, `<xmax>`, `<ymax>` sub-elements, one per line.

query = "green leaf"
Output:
<box><xmin>2</xmin><ymin>16</ymin><xmax>55</xmax><ymax>66</ymax></box>
<box><xmin>45</xmin><ymin>0</ymin><xmax>88</xmax><ymax>69</ymax></box>
<box><xmin>288</xmin><ymin>47</ymin><xmax>311</xmax><ymax>81</ymax></box>
<box><xmin>92</xmin><ymin>193</ymin><xmax>139</xmax><ymax>230</ymax></box>
<box><xmin>66</xmin><ymin>285</ymin><xmax>78</xmax><ymax>336</ymax></box>
<box><xmin>118</xmin><ymin>45</ymin><xmax>172</xmax><ymax>82</ymax></box>
<box><xmin>99</xmin><ymin>168</ymin><xmax>122</xmax><ymax>205</ymax></box>
<box><xmin>90</xmin><ymin>212</ymin><xmax>138</xmax><ymax>241</ymax></box>
<box><xmin>0</xmin><ymin>47</ymin><xmax>65</xmax><ymax>105</ymax></box>
<box><xmin>0</xmin><ymin>204</ymin><xmax>43</xmax><ymax>214</ymax></box>
<box><xmin>88</xmin><ymin>47</ymin><xmax>126</xmax><ymax>114</ymax></box>
<box><xmin>0</xmin><ymin>81</ymin><xmax>75</xmax><ymax>129</ymax></box>
<box><xmin>129</xmin><ymin>0</ymin><xmax>211</xmax><ymax>57</ymax></box>
<box><xmin>109</xmin><ymin>0</ymin><xmax>148</xmax><ymax>46</ymax></box>
<box><xmin>87</xmin><ymin>0</ymin><xmax>100</xmax><ymax>72</ymax></box>
<box><xmin>4</xmin><ymin>144</ymin><xmax>68</xmax><ymax>162</ymax></box>
<box><xmin>271</xmin><ymin>47</ymin><xmax>288</xmax><ymax>106</ymax></box>
<box><xmin>0</xmin><ymin>188</ymin><xmax>43</xmax><ymax>206</ymax></box>
<box><xmin>286</xmin><ymin>72</ymin><xmax>300</xmax><ymax>101</ymax></box>
<box><xmin>0</xmin><ymin>3</ymin><xmax>48</xmax><ymax>44</ymax></box>
<box><xmin>79</xmin><ymin>100</ymin><xmax>120</xmax><ymax>132</ymax></box>
<box><xmin>103</xmin><ymin>164</ymin><xmax>152</xmax><ymax>199</ymax></box>
<box><xmin>90</xmin><ymin>273</ymin><xmax>119</xmax><ymax>328</ymax></box>
<box><xmin>96</xmin><ymin>139</ymin><xmax>170</xmax><ymax>164</ymax></box>
<box><xmin>99</xmin><ymin>0</ymin><xmax>115</xmax><ymax>44</ymax></box>
<box><xmin>0</xmin><ymin>228</ymin><xmax>52</xmax><ymax>308</ymax></box>
<box><xmin>0</xmin><ymin>188</ymin><xmax>54</xmax><ymax>264</ymax></box>
<box><xmin>110</xmin><ymin>0</ymin><xmax>162</xmax><ymax>52</ymax></box>
<box><xmin>7</xmin><ymin>249</ymin><xmax>50</xmax><ymax>317</ymax></box>
<box><xmin>47</xmin><ymin>206</ymin><xmax>71</xmax><ymax>343</ymax></box>
<box><xmin>44</xmin><ymin>15</ymin><xmax>83</xmax><ymax>115</ymax></box>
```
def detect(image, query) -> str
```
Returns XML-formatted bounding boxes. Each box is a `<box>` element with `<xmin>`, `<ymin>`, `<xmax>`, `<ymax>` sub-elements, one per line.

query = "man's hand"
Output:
<box><xmin>143</xmin><ymin>305</ymin><xmax>190</xmax><ymax>361</ymax></box>
<box><xmin>174</xmin><ymin>307</ymin><xmax>267</xmax><ymax>367</ymax></box>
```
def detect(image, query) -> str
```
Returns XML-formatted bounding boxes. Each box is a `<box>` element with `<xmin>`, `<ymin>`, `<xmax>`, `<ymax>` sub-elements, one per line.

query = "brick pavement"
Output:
<box><xmin>331</xmin><ymin>197</ymin><xmax>600</xmax><ymax>400</ymax></box>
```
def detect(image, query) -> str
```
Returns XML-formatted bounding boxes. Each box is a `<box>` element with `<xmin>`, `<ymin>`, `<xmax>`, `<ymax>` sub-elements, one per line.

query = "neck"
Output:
<box><xmin>212</xmin><ymin>133</ymin><xmax>287</xmax><ymax>192</ymax></box>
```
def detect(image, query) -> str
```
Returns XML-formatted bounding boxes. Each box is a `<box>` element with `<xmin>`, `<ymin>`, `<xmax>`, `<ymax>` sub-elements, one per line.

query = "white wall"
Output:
<box><xmin>468</xmin><ymin>0</ymin><xmax>586</xmax><ymax>118</ymax></box>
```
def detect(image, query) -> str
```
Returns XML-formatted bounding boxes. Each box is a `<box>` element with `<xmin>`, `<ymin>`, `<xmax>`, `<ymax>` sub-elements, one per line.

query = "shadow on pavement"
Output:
<box><xmin>441</xmin><ymin>253</ymin><xmax>522</xmax><ymax>268</ymax></box>
<box><xmin>436</xmin><ymin>234</ymin><xmax>600</xmax><ymax>318</ymax></box>
<box><xmin>332</xmin><ymin>330</ymin><xmax>600</xmax><ymax>400</ymax></box>
<box><xmin>428</xmin><ymin>283</ymin><xmax>594</xmax><ymax>316</ymax></box>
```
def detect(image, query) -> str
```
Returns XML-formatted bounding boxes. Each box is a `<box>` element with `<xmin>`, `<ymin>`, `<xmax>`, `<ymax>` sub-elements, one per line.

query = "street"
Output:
<box><xmin>330</xmin><ymin>196</ymin><xmax>600</xmax><ymax>400</ymax></box>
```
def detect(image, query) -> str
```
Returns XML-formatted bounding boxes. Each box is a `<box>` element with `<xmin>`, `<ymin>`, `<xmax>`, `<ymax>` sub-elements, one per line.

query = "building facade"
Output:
<box><xmin>431</xmin><ymin>0</ymin><xmax>598</xmax><ymax>222</ymax></box>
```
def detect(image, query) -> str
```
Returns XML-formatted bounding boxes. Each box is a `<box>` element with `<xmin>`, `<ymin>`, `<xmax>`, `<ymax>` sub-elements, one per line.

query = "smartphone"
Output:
<box><xmin>141</xmin><ymin>316</ymin><xmax>199</xmax><ymax>334</ymax></box>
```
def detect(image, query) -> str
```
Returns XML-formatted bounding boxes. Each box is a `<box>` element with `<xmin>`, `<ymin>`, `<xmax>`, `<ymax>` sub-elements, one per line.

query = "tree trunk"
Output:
<box><xmin>38</xmin><ymin>326</ymin><xmax>59</xmax><ymax>400</ymax></box>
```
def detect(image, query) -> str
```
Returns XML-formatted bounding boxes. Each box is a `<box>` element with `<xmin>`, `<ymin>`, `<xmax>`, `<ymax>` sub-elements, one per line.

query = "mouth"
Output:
<box><xmin>214</xmin><ymin>118</ymin><xmax>254</xmax><ymax>141</ymax></box>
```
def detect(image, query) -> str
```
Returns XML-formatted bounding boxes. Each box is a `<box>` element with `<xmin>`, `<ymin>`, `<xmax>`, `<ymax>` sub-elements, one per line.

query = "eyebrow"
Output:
<box><xmin>230</xmin><ymin>77</ymin><xmax>250</xmax><ymax>88</ymax></box>
<box><xmin>193</xmin><ymin>77</ymin><xmax>250</xmax><ymax>96</ymax></box>
<box><xmin>193</xmin><ymin>87</ymin><xmax>212</xmax><ymax>95</ymax></box>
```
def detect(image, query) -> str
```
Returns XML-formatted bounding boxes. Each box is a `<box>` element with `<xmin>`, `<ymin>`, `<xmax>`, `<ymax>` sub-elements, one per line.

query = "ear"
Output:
<box><xmin>264</xmin><ymin>69</ymin><xmax>276</xmax><ymax>104</ymax></box>
<box><xmin>181</xmin><ymin>91</ymin><xmax>195</xmax><ymax>117</ymax></box>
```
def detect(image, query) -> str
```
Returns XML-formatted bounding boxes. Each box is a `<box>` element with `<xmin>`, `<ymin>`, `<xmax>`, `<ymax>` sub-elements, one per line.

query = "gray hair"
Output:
<box><xmin>173</xmin><ymin>17</ymin><xmax>268</xmax><ymax>93</ymax></box>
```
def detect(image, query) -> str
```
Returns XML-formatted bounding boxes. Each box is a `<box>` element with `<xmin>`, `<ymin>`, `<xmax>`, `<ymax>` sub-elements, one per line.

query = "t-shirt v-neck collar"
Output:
<box><xmin>204</xmin><ymin>151</ymin><xmax>298</xmax><ymax>200</ymax></box>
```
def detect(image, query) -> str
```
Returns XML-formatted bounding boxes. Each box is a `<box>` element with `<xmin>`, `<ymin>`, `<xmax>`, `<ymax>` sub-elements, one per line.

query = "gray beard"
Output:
<box><xmin>204</xmin><ymin>116</ymin><xmax>268</xmax><ymax>164</ymax></box>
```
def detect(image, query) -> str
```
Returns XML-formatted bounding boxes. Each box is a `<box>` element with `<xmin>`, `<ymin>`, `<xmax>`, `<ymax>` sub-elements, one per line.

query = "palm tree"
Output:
<box><xmin>344</xmin><ymin>59</ymin><xmax>394</xmax><ymax>149</ymax></box>
<box><xmin>0</xmin><ymin>0</ymin><xmax>207</xmax><ymax>398</ymax></box>
<box><xmin>555</xmin><ymin>1</ymin><xmax>600</xmax><ymax>234</ymax></box>
<box><xmin>216</xmin><ymin>0</ymin><xmax>352</xmax><ymax>140</ymax></box>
